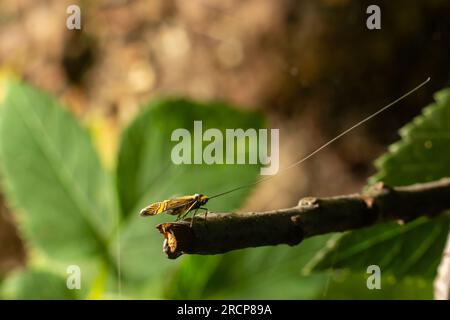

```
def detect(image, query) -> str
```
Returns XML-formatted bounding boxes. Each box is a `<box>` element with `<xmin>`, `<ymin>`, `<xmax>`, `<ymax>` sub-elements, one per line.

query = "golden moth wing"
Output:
<box><xmin>139</xmin><ymin>202</ymin><xmax>164</xmax><ymax>216</ymax></box>
<box><xmin>164</xmin><ymin>196</ymin><xmax>195</xmax><ymax>209</ymax></box>
<box><xmin>163</xmin><ymin>197</ymin><xmax>197</xmax><ymax>215</ymax></box>
<box><xmin>139</xmin><ymin>195</ymin><xmax>201</xmax><ymax>217</ymax></box>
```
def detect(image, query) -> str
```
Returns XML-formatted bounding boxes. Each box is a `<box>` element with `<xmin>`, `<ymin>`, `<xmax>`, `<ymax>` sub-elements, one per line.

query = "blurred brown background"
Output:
<box><xmin>0</xmin><ymin>0</ymin><xmax>449</xmax><ymax>277</ymax></box>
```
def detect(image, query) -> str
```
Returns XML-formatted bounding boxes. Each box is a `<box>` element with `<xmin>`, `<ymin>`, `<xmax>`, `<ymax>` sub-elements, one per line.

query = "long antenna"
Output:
<box><xmin>209</xmin><ymin>77</ymin><xmax>431</xmax><ymax>199</ymax></box>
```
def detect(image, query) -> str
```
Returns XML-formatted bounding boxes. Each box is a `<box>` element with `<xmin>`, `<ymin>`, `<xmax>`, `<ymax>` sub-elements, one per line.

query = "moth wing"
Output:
<box><xmin>139</xmin><ymin>202</ymin><xmax>163</xmax><ymax>216</ymax></box>
<box><xmin>164</xmin><ymin>197</ymin><xmax>197</xmax><ymax>215</ymax></box>
<box><xmin>140</xmin><ymin>196</ymin><xmax>198</xmax><ymax>217</ymax></box>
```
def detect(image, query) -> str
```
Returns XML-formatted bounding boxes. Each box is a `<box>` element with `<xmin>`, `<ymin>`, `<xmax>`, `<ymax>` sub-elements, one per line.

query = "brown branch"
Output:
<box><xmin>156</xmin><ymin>178</ymin><xmax>450</xmax><ymax>259</ymax></box>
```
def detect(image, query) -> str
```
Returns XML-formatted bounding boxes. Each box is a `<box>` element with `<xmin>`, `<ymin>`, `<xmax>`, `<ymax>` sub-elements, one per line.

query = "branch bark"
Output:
<box><xmin>156</xmin><ymin>178</ymin><xmax>450</xmax><ymax>259</ymax></box>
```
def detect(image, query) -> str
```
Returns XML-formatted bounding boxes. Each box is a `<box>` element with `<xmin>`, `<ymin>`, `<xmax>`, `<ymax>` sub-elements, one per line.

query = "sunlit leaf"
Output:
<box><xmin>0</xmin><ymin>81</ymin><xmax>117</xmax><ymax>273</ymax></box>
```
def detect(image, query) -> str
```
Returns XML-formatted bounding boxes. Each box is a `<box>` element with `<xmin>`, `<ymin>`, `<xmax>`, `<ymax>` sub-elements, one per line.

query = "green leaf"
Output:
<box><xmin>114</xmin><ymin>98</ymin><xmax>264</xmax><ymax>297</ymax></box>
<box><xmin>373</xmin><ymin>88</ymin><xmax>450</xmax><ymax>185</ymax></box>
<box><xmin>310</xmin><ymin>217</ymin><xmax>449</xmax><ymax>278</ymax></box>
<box><xmin>310</xmin><ymin>88</ymin><xmax>450</xmax><ymax>277</ymax></box>
<box><xmin>1</xmin><ymin>269</ymin><xmax>78</xmax><ymax>299</ymax></box>
<box><xmin>0</xmin><ymin>81</ymin><xmax>117</xmax><ymax>266</ymax></box>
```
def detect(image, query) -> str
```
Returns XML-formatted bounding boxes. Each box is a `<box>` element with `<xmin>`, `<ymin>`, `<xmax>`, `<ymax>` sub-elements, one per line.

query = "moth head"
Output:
<box><xmin>195</xmin><ymin>193</ymin><xmax>209</xmax><ymax>205</ymax></box>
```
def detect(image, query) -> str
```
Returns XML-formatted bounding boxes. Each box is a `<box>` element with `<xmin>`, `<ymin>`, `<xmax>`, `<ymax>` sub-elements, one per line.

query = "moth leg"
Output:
<box><xmin>198</xmin><ymin>207</ymin><xmax>209</xmax><ymax>223</ymax></box>
<box><xmin>199</xmin><ymin>207</ymin><xmax>208</xmax><ymax>217</ymax></box>
<box><xmin>177</xmin><ymin>200</ymin><xmax>199</xmax><ymax>222</ymax></box>
<box><xmin>175</xmin><ymin>212</ymin><xmax>184</xmax><ymax>221</ymax></box>
<box><xmin>176</xmin><ymin>209</ymin><xmax>190</xmax><ymax>221</ymax></box>
<box><xmin>190</xmin><ymin>208</ymin><xmax>199</xmax><ymax>227</ymax></box>
<box><xmin>178</xmin><ymin>210</ymin><xmax>190</xmax><ymax>221</ymax></box>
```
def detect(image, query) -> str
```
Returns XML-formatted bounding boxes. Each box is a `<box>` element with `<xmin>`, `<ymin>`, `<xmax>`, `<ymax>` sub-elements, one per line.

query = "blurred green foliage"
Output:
<box><xmin>1</xmin><ymin>269</ymin><xmax>78</xmax><ymax>300</ymax></box>
<box><xmin>0</xmin><ymin>82</ymin><xmax>449</xmax><ymax>299</ymax></box>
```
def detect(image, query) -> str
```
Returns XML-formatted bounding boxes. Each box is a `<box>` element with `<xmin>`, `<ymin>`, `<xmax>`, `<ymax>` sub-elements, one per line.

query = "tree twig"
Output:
<box><xmin>156</xmin><ymin>178</ymin><xmax>450</xmax><ymax>259</ymax></box>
